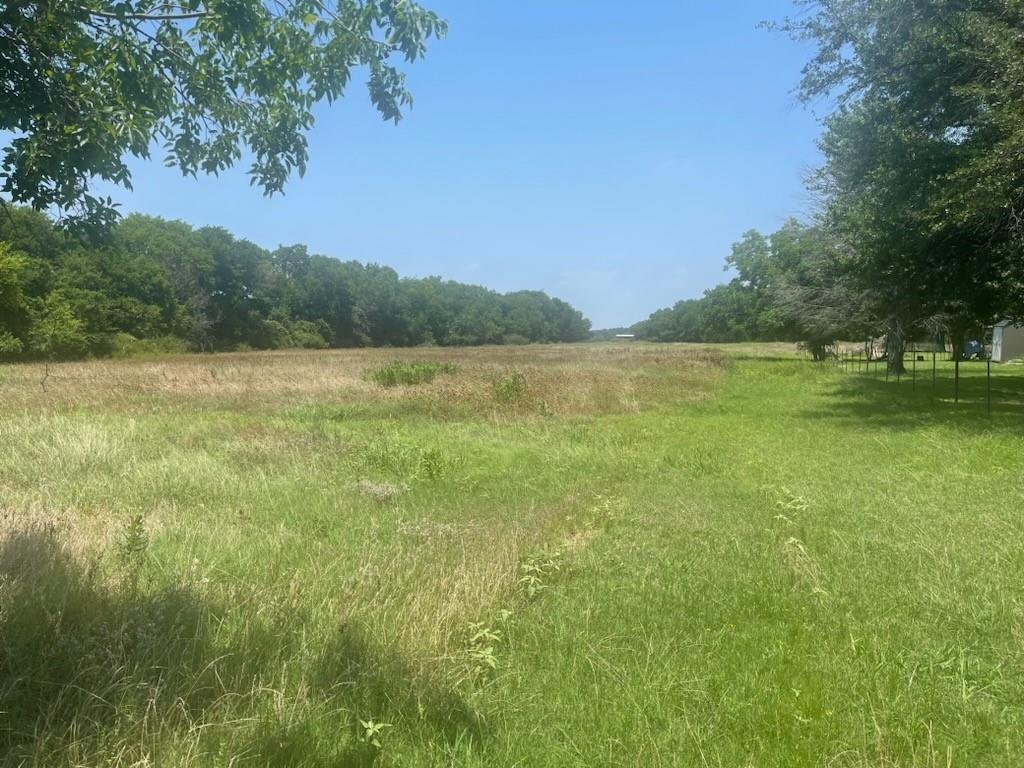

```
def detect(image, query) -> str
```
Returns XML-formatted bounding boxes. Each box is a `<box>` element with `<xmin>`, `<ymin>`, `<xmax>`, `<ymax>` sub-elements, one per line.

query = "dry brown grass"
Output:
<box><xmin>0</xmin><ymin>342</ymin><xmax>731</xmax><ymax>415</ymax></box>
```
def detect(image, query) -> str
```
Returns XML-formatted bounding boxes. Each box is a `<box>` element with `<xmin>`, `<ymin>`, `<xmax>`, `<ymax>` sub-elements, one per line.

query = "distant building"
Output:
<box><xmin>991</xmin><ymin>320</ymin><xmax>1024</xmax><ymax>362</ymax></box>
<box><xmin>615</xmin><ymin>334</ymin><xmax>636</xmax><ymax>339</ymax></box>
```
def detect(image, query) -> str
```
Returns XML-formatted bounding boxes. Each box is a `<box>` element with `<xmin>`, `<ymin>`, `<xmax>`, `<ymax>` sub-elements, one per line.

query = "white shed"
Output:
<box><xmin>991</xmin><ymin>320</ymin><xmax>1024</xmax><ymax>363</ymax></box>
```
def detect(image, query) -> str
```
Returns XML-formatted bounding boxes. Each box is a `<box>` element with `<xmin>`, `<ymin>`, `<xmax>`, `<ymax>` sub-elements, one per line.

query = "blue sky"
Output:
<box><xmin>98</xmin><ymin>1</ymin><xmax>823</xmax><ymax>329</ymax></box>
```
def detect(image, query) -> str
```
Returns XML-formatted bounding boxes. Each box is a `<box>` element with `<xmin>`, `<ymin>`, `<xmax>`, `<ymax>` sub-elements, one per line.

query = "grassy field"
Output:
<box><xmin>2</xmin><ymin>344</ymin><xmax>1023</xmax><ymax>767</ymax></box>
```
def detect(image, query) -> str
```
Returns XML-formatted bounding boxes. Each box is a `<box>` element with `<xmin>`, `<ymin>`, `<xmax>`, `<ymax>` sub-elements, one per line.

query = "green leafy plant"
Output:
<box><xmin>368</xmin><ymin>361</ymin><xmax>458</xmax><ymax>387</ymax></box>
<box><xmin>493</xmin><ymin>371</ymin><xmax>528</xmax><ymax>403</ymax></box>
<box><xmin>466</xmin><ymin>622</ymin><xmax>502</xmax><ymax>672</ymax></box>
<box><xmin>27</xmin><ymin>293</ymin><xmax>89</xmax><ymax>360</ymax></box>
<box><xmin>415</xmin><ymin>447</ymin><xmax>462</xmax><ymax>481</ymax></box>
<box><xmin>358</xmin><ymin>719</ymin><xmax>392</xmax><ymax>750</ymax></box>
<box><xmin>518</xmin><ymin>549</ymin><xmax>562</xmax><ymax>599</ymax></box>
<box><xmin>0</xmin><ymin>331</ymin><xmax>23</xmax><ymax>357</ymax></box>
<box><xmin>455</xmin><ymin>611</ymin><xmax>514</xmax><ymax>686</ymax></box>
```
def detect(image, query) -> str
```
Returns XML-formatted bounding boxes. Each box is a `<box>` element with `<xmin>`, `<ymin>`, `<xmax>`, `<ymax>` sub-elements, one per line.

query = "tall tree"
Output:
<box><xmin>781</xmin><ymin>0</ymin><xmax>1024</xmax><ymax>367</ymax></box>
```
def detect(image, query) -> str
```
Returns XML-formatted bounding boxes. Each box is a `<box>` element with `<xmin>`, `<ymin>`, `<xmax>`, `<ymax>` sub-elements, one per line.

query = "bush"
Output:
<box><xmin>260</xmin><ymin>318</ymin><xmax>330</xmax><ymax>350</ymax></box>
<box><xmin>493</xmin><ymin>371</ymin><xmax>528</xmax><ymax>403</ymax></box>
<box><xmin>261</xmin><ymin>319</ymin><xmax>294</xmax><ymax>349</ymax></box>
<box><xmin>111</xmin><ymin>333</ymin><xmax>190</xmax><ymax>359</ymax></box>
<box><xmin>27</xmin><ymin>293</ymin><xmax>89</xmax><ymax>360</ymax></box>
<box><xmin>367</xmin><ymin>361</ymin><xmax>458</xmax><ymax>387</ymax></box>
<box><xmin>502</xmin><ymin>334</ymin><xmax>531</xmax><ymax>346</ymax></box>
<box><xmin>0</xmin><ymin>331</ymin><xmax>24</xmax><ymax>358</ymax></box>
<box><xmin>289</xmin><ymin>319</ymin><xmax>330</xmax><ymax>349</ymax></box>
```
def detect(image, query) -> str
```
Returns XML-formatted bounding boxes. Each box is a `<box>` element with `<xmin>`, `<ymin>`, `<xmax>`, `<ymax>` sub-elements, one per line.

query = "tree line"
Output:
<box><xmin>638</xmin><ymin>0</ymin><xmax>1024</xmax><ymax>372</ymax></box>
<box><xmin>632</xmin><ymin>221</ymin><xmax>858</xmax><ymax>361</ymax></box>
<box><xmin>0</xmin><ymin>208</ymin><xmax>590</xmax><ymax>359</ymax></box>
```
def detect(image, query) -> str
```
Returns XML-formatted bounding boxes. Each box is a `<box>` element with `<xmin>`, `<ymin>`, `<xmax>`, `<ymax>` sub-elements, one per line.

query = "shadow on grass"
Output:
<box><xmin>799</xmin><ymin>364</ymin><xmax>1024</xmax><ymax>433</ymax></box>
<box><xmin>0</xmin><ymin>523</ymin><xmax>485</xmax><ymax>767</ymax></box>
<box><xmin>314</xmin><ymin>623</ymin><xmax>488</xmax><ymax>745</ymax></box>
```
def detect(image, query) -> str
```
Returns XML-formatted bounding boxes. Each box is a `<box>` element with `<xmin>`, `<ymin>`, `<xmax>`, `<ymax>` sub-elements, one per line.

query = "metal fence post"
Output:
<box><xmin>987</xmin><ymin>356</ymin><xmax>992</xmax><ymax>416</ymax></box>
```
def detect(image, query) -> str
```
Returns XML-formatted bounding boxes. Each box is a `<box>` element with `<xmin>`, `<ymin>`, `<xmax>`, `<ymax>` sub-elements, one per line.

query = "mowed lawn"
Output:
<box><xmin>1</xmin><ymin>345</ymin><xmax>1023</xmax><ymax>767</ymax></box>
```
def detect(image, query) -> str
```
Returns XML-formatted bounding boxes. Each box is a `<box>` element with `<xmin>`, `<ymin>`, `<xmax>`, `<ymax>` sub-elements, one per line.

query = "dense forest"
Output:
<box><xmin>0</xmin><ymin>208</ymin><xmax>590</xmax><ymax>360</ymax></box>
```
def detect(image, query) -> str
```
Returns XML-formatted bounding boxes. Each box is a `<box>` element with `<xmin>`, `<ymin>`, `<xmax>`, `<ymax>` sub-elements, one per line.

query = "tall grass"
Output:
<box><xmin>367</xmin><ymin>360</ymin><xmax>458</xmax><ymax>388</ymax></box>
<box><xmin>2</xmin><ymin>344</ymin><xmax>1022</xmax><ymax>765</ymax></box>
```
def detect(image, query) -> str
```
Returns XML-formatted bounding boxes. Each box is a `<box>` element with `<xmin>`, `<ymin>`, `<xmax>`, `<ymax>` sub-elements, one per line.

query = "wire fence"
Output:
<box><xmin>832</xmin><ymin>345</ymin><xmax>1002</xmax><ymax>415</ymax></box>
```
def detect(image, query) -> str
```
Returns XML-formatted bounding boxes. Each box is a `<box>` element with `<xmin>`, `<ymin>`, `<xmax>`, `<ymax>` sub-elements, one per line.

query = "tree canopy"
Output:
<box><xmin>1</xmin><ymin>0</ymin><xmax>446</xmax><ymax>228</ymax></box>
<box><xmin>0</xmin><ymin>208</ymin><xmax>591</xmax><ymax>359</ymax></box>
<box><xmin>784</xmin><ymin>0</ymin><xmax>1024</xmax><ymax>362</ymax></box>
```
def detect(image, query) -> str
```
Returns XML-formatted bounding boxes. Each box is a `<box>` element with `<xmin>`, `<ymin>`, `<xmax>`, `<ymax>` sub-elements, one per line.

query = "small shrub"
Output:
<box><xmin>262</xmin><ymin>319</ymin><xmax>294</xmax><ymax>349</ymax></box>
<box><xmin>493</xmin><ymin>371</ymin><xmax>528</xmax><ymax>403</ymax></box>
<box><xmin>289</xmin><ymin>319</ymin><xmax>330</xmax><ymax>349</ymax></box>
<box><xmin>260</xmin><ymin>318</ymin><xmax>330</xmax><ymax>350</ymax></box>
<box><xmin>0</xmin><ymin>330</ymin><xmax>24</xmax><ymax>357</ymax></box>
<box><xmin>27</xmin><ymin>292</ymin><xmax>89</xmax><ymax>359</ymax></box>
<box><xmin>518</xmin><ymin>549</ymin><xmax>562</xmax><ymax>599</ymax></box>
<box><xmin>367</xmin><ymin>360</ymin><xmax>457</xmax><ymax>387</ymax></box>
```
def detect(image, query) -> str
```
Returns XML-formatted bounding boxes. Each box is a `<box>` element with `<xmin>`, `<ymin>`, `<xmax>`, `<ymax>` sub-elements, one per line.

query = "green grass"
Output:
<box><xmin>367</xmin><ymin>360</ymin><xmax>458</xmax><ymax>387</ymax></box>
<box><xmin>1</xmin><ymin>345</ymin><xmax>1023</xmax><ymax>766</ymax></box>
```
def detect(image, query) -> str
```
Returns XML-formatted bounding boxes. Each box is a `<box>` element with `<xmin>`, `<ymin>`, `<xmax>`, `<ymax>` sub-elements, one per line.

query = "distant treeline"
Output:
<box><xmin>632</xmin><ymin>221</ymin><xmax>825</xmax><ymax>350</ymax></box>
<box><xmin>0</xmin><ymin>209</ymin><xmax>590</xmax><ymax>359</ymax></box>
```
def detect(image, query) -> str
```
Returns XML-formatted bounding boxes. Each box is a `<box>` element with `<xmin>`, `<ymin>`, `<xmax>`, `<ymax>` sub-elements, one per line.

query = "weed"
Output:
<box><xmin>368</xmin><ymin>360</ymin><xmax>457</xmax><ymax>387</ymax></box>
<box><xmin>415</xmin><ymin>447</ymin><xmax>461</xmax><ymax>481</ymax></box>
<box><xmin>360</xmin><ymin>437</ymin><xmax>417</xmax><ymax>475</ymax></box>
<box><xmin>454</xmin><ymin>610</ymin><xmax>514</xmax><ymax>686</ymax></box>
<box><xmin>358</xmin><ymin>719</ymin><xmax>391</xmax><ymax>749</ymax></box>
<box><xmin>493</xmin><ymin>370</ymin><xmax>528</xmax><ymax>403</ymax></box>
<box><xmin>779</xmin><ymin>536</ymin><xmax>827</xmax><ymax>596</ymax></box>
<box><xmin>518</xmin><ymin>549</ymin><xmax>562</xmax><ymax>600</ymax></box>
<box><xmin>587</xmin><ymin>493</ymin><xmax>625</xmax><ymax>527</ymax></box>
<box><xmin>466</xmin><ymin>622</ymin><xmax>502</xmax><ymax>672</ymax></box>
<box><xmin>773</xmin><ymin>487</ymin><xmax>810</xmax><ymax>525</ymax></box>
<box><xmin>116</xmin><ymin>513</ymin><xmax>148</xmax><ymax>586</ymax></box>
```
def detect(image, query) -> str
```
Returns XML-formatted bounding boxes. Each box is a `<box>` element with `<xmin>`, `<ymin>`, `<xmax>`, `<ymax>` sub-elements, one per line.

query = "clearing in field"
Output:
<box><xmin>2</xmin><ymin>343</ymin><xmax>1023</xmax><ymax>767</ymax></box>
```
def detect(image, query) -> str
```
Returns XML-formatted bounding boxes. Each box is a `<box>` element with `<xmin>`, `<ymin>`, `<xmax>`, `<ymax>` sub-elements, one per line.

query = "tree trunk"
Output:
<box><xmin>950</xmin><ymin>330</ymin><xmax>964</xmax><ymax>363</ymax></box>
<box><xmin>885</xmin><ymin>318</ymin><xmax>906</xmax><ymax>375</ymax></box>
<box><xmin>807</xmin><ymin>340</ymin><xmax>829</xmax><ymax>361</ymax></box>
